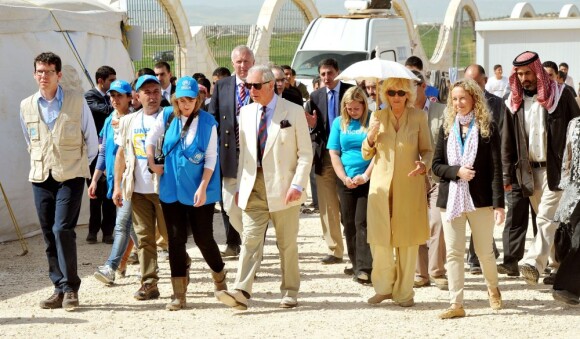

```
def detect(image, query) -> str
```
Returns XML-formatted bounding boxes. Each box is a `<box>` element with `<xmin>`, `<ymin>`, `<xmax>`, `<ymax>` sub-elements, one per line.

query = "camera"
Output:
<box><xmin>148</xmin><ymin>154</ymin><xmax>165</xmax><ymax>174</ymax></box>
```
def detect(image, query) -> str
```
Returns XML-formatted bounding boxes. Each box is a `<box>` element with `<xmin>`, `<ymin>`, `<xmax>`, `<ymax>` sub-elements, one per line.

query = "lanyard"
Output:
<box><xmin>453</xmin><ymin>118</ymin><xmax>474</xmax><ymax>155</ymax></box>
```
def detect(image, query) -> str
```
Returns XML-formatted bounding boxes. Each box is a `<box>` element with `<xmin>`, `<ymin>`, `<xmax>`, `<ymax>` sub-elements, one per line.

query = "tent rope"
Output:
<box><xmin>48</xmin><ymin>10</ymin><xmax>95</xmax><ymax>88</ymax></box>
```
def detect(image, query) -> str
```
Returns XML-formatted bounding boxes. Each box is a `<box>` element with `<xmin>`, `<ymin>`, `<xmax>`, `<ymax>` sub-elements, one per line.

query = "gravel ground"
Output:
<box><xmin>0</xmin><ymin>207</ymin><xmax>578</xmax><ymax>338</ymax></box>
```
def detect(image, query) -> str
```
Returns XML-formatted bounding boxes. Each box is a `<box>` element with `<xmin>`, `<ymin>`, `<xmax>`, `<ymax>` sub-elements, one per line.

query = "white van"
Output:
<box><xmin>291</xmin><ymin>11</ymin><xmax>411</xmax><ymax>89</ymax></box>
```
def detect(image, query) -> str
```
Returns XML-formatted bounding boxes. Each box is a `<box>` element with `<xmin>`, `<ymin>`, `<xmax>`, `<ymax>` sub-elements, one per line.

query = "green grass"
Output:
<box><xmin>133</xmin><ymin>33</ymin><xmax>177</xmax><ymax>74</ymax></box>
<box><xmin>418</xmin><ymin>23</ymin><xmax>475</xmax><ymax>69</ymax></box>
<box><xmin>134</xmin><ymin>26</ymin><xmax>475</xmax><ymax>77</ymax></box>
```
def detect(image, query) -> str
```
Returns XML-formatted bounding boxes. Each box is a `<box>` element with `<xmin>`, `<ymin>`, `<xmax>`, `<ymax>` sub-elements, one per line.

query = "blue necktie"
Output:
<box><xmin>328</xmin><ymin>89</ymin><xmax>336</xmax><ymax>132</ymax></box>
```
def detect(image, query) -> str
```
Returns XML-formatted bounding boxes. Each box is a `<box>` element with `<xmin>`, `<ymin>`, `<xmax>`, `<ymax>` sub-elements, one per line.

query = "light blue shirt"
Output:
<box><xmin>20</xmin><ymin>85</ymin><xmax>98</xmax><ymax>164</ymax></box>
<box><xmin>327</xmin><ymin>116</ymin><xmax>372</xmax><ymax>178</ymax></box>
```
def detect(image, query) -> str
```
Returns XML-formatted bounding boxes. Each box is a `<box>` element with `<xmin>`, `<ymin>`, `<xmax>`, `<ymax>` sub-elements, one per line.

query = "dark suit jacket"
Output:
<box><xmin>282</xmin><ymin>87</ymin><xmax>303</xmax><ymax>106</ymax></box>
<box><xmin>84</xmin><ymin>88</ymin><xmax>113</xmax><ymax>134</ymax></box>
<box><xmin>432</xmin><ymin>122</ymin><xmax>504</xmax><ymax>210</ymax></box>
<box><xmin>484</xmin><ymin>90</ymin><xmax>506</xmax><ymax>134</ymax></box>
<box><xmin>306</xmin><ymin>81</ymin><xmax>354</xmax><ymax>174</ymax></box>
<box><xmin>208</xmin><ymin>75</ymin><xmax>240</xmax><ymax>178</ymax></box>
<box><xmin>160</xmin><ymin>84</ymin><xmax>176</xmax><ymax>107</ymax></box>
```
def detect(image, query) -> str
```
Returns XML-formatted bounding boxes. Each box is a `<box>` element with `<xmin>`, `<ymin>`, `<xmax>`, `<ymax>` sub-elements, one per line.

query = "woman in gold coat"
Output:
<box><xmin>362</xmin><ymin>77</ymin><xmax>432</xmax><ymax>307</ymax></box>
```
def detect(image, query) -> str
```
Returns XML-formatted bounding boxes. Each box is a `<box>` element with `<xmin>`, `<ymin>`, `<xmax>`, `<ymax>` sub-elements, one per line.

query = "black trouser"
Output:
<box><xmin>501</xmin><ymin>183</ymin><xmax>537</xmax><ymax>265</ymax></box>
<box><xmin>161</xmin><ymin>201</ymin><xmax>225</xmax><ymax>277</ymax></box>
<box><xmin>32</xmin><ymin>175</ymin><xmax>85</xmax><ymax>292</ymax></box>
<box><xmin>86</xmin><ymin>160</ymin><xmax>115</xmax><ymax>237</ymax></box>
<box><xmin>467</xmin><ymin>235</ymin><xmax>500</xmax><ymax>267</ymax></box>
<box><xmin>554</xmin><ymin>202</ymin><xmax>580</xmax><ymax>297</ymax></box>
<box><xmin>221</xmin><ymin>201</ymin><xmax>241</xmax><ymax>246</ymax></box>
<box><xmin>336</xmin><ymin>179</ymin><xmax>372</xmax><ymax>275</ymax></box>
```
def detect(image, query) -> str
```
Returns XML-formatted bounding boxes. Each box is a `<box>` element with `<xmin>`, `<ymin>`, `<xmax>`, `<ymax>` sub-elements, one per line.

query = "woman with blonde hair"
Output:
<box><xmin>328</xmin><ymin>86</ymin><xmax>374</xmax><ymax>284</ymax></box>
<box><xmin>363</xmin><ymin>77</ymin><xmax>432</xmax><ymax>306</ymax></box>
<box><xmin>432</xmin><ymin>79</ymin><xmax>504</xmax><ymax>319</ymax></box>
<box><xmin>146</xmin><ymin>76</ymin><xmax>227</xmax><ymax>311</ymax></box>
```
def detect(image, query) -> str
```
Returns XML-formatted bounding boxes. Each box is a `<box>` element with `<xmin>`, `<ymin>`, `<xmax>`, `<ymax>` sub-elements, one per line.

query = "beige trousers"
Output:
<box><xmin>222</xmin><ymin>176</ymin><xmax>243</xmax><ymax>233</ymax></box>
<box><xmin>523</xmin><ymin>167</ymin><xmax>562</xmax><ymax>272</ymax></box>
<box><xmin>370</xmin><ymin>244</ymin><xmax>418</xmax><ymax>303</ymax></box>
<box><xmin>234</xmin><ymin>171</ymin><xmax>301</xmax><ymax>298</ymax></box>
<box><xmin>416</xmin><ymin>183</ymin><xmax>446</xmax><ymax>280</ymax></box>
<box><xmin>441</xmin><ymin>207</ymin><xmax>498</xmax><ymax>305</ymax></box>
<box><xmin>132</xmin><ymin>192</ymin><xmax>165</xmax><ymax>285</ymax></box>
<box><xmin>315</xmin><ymin>150</ymin><xmax>344</xmax><ymax>258</ymax></box>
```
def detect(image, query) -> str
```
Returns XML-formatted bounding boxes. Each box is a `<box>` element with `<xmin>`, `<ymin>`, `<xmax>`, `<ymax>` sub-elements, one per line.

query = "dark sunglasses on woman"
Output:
<box><xmin>387</xmin><ymin>90</ymin><xmax>407</xmax><ymax>97</ymax></box>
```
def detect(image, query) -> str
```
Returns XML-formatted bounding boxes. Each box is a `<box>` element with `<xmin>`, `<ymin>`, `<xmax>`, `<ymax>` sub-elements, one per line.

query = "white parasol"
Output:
<box><xmin>336</xmin><ymin>58</ymin><xmax>419</xmax><ymax>83</ymax></box>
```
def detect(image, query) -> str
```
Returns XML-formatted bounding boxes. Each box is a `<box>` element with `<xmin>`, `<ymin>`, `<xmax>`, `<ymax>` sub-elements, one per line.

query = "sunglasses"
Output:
<box><xmin>244</xmin><ymin>81</ymin><xmax>271</xmax><ymax>90</ymax></box>
<box><xmin>386</xmin><ymin>90</ymin><xmax>407</xmax><ymax>97</ymax></box>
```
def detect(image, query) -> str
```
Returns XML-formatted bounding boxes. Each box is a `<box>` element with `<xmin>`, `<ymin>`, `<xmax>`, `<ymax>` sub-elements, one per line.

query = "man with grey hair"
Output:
<box><xmin>271</xmin><ymin>65</ymin><xmax>302</xmax><ymax>106</ymax></box>
<box><xmin>209</xmin><ymin>45</ymin><xmax>255</xmax><ymax>258</ymax></box>
<box><xmin>216</xmin><ymin>65</ymin><xmax>312</xmax><ymax>310</ymax></box>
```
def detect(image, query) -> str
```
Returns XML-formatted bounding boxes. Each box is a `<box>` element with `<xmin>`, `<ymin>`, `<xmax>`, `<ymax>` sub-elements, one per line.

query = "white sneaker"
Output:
<box><xmin>94</xmin><ymin>265</ymin><xmax>115</xmax><ymax>285</ymax></box>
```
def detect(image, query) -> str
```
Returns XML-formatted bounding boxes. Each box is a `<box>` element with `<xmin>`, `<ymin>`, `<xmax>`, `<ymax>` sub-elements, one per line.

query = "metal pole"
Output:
<box><xmin>0</xmin><ymin>180</ymin><xmax>28</xmax><ymax>256</ymax></box>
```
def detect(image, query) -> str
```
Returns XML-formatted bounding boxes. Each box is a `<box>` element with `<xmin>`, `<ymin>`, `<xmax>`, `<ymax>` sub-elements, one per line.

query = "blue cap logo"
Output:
<box><xmin>135</xmin><ymin>74</ymin><xmax>160</xmax><ymax>91</ymax></box>
<box><xmin>175</xmin><ymin>76</ymin><xmax>199</xmax><ymax>99</ymax></box>
<box><xmin>107</xmin><ymin>80</ymin><xmax>132</xmax><ymax>95</ymax></box>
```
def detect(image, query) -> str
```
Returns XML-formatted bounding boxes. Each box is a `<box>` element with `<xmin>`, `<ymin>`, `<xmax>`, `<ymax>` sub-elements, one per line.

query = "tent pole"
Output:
<box><xmin>0</xmin><ymin>181</ymin><xmax>28</xmax><ymax>256</ymax></box>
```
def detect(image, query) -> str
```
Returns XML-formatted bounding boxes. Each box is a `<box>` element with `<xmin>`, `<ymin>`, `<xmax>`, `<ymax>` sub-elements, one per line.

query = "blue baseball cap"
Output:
<box><xmin>107</xmin><ymin>80</ymin><xmax>132</xmax><ymax>95</ymax></box>
<box><xmin>135</xmin><ymin>74</ymin><xmax>160</xmax><ymax>91</ymax></box>
<box><xmin>175</xmin><ymin>76</ymin><xmax>199</xmax><ymax>99</ymax></box>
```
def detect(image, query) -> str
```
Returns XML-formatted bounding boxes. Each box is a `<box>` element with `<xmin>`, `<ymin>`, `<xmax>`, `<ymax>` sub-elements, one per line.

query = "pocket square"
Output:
<box><xmin>280</xmin><ymin>119</ymin><xmax>292</xmax><ymax>128</ymax></box>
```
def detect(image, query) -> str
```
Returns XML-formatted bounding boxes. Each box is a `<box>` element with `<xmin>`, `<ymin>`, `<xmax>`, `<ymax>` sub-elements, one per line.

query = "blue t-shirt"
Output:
<box><xmin>327</xmin><ymin>116</ymin><xmax>372</xmax><ymax>178</ymax></box>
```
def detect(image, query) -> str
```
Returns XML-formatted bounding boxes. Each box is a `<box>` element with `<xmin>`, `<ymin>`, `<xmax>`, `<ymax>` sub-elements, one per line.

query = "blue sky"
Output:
<box><xmin>182</xmin><ymin>0</ymin><xmax>577</xmax><ymax>26</ymax></box>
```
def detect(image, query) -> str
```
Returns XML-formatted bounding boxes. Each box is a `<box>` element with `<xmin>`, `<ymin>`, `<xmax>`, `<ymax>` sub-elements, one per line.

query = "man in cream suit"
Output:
<box><xmin>216</xmin><ymin>65</ymin><xmax>312</xmax><ymax>310</ymax></box>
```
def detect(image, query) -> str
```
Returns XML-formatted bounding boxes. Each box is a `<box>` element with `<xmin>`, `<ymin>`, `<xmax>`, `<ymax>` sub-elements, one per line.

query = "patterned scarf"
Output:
<box><xmin>508</xmin><ymin>51</ymin><xmax>559</xmax><ymax>113</ymax></box>
<box><xmin>446</xmin><ymin>111</ymin><xmax>478</xmax><ymax>222</ymax></box>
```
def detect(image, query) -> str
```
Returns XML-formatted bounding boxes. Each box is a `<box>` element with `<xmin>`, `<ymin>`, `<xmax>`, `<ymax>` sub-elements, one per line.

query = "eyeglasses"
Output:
<box><xmin>35</xmin><ymin>70</ymin><xmax>57</xmax><ymax>77</ymax></box>
<box><xmin>244</xmin><ymin>81</ymin><xmax>271</xmax><ymax>90</ymax></box>
<box><xmin>275</xmin><ymin>78</ymin><xmax>286</xmax><ymax>83</ymax></box>
<box><xmin>386</xmin><ymin>90</ymin><xmax>407</xmax><ymax>97</ymax></box>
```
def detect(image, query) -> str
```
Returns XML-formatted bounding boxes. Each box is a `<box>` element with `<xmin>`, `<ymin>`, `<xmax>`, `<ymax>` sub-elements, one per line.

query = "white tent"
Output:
<box><xmin>0</xmin><ymin>0</ymin><xmax>135</xmax><ymax>242</ymax></box>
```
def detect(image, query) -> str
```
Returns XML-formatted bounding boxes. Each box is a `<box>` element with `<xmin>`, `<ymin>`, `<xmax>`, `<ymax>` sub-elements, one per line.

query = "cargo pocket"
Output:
<box><xmin>30</xmin><ymin>148</ymin><xmax>44</xmax><ymax>181</ymax></box>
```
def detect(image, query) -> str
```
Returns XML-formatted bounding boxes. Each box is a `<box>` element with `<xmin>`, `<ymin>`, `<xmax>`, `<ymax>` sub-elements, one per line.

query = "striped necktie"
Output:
<box><xmin>257</xmin><ymin>106</ymin><xmax>268</xmax><ymax>166</ymax></box>
<box><xmin>236</xmin><ymin>83</ymin><xmax>247</xmax><ymax>147</ymax></box>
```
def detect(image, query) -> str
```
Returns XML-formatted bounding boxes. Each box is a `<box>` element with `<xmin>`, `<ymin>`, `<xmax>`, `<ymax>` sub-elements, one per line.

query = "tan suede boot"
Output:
<box><xmin>211</xmin><ymin>270</ymin><xmax>227</xmax><ymax>296</ymax></box>
<box><xmin>166</xmin><ymin>277</ymin><xmax>188</xmax><ymax>311</ymax></box>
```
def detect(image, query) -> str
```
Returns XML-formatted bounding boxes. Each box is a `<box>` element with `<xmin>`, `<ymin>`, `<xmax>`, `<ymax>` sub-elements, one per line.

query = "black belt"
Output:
<box><xmin>530</xmin><ymin>161</ymin><xmax>547</xmax><ymax>168</ymax></box>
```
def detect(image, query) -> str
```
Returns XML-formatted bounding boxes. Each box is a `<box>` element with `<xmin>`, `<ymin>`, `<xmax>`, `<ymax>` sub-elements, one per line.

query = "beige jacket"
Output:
<box><xmin>362</xmin><ymin>107</ymin><xmax>432</xmax><ymax>247</ymax></box>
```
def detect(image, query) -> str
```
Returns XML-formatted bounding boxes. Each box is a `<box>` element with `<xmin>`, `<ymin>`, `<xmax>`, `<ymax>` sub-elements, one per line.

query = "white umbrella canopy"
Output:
<box><xmin>336</xmin><ymin>58</ymin><xmax>419</xmax><ymax>82</ymax></box>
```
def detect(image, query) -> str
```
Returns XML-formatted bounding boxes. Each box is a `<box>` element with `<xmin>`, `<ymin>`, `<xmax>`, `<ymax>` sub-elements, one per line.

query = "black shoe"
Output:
<box><xmin>520</xmin><ymin>264</ymin><xmax>540</xmax><ymax>285</ymax></box>
<box><xmin>102</xmin><ymin>234</ymin><xmax>114</xmax><ymax>244</ymax></box>
<box><xmin>220</xmin><ymin>245</ymin><xmax>240</xmax><ymax>258</ymax></box>
<box><xmin>344</xmin><ymin>267</ymin><xmax>354</xmax><ymax>276</ymax></box>
<box><xmin>497</xmin><ymin>262</ymin><xmax>520</xmax><ymax>276</ymax></box>
<box><xmin>543</xmin><ymin>273</ymin><xmax>556</xmax><ymax>285</ymax></box>
<box><xmin>469</xmin><ymin>265</ymin><xmax>482</xmax><ymax>275</ymax></box>
<box><xmin>321</xmin><ymin>255</ymin><xmax>343</xmax><ymax>265</ymax></box>
<box><xmin>552</xmin><ymin>289</ymin><xmax>580</xmax><ymax>306</ymax></box>
<box><xmin>86</xmin><ymin>233</ymin><xmax>97</xmax><ymax>244</ymax></box>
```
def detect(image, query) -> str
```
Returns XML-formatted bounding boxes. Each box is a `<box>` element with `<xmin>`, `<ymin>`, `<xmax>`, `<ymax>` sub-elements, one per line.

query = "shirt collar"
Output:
<box><xmin>264</xmin><ymin>93</ymin><xmax>278</xmax><ymax>113</ymax></box>
<box><xmin>36</xmin><ymin>85</ymin><xmax>64</xmax><ymax>104</ymax></box>
<box><xmin>326</xmin><ymin>81</ymin><xmax>341</xmax><ymax>95</ymax></box>
<box><xmin>236</xmin><ymin>75</ymin><xmax>244</xmax><ymax>87</ymax></box>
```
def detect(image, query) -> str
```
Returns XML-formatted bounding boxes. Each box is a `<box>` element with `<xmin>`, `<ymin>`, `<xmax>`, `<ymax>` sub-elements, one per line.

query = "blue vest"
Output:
<box><xmin>101</xmin><ymin>114</ymin><xmax>118</xmax><ymax>199</ymax></box>
<box><xmin>159</xmin><ymin>108</ymin><xmax>221</xmax><ymax>205</ymax></box>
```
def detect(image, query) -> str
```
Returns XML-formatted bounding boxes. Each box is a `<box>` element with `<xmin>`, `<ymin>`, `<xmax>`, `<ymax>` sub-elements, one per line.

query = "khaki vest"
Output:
<box><xmin>20</xmin><ymin>88</ymin><xmax>90</xmax><ymax>183</ymax></box>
